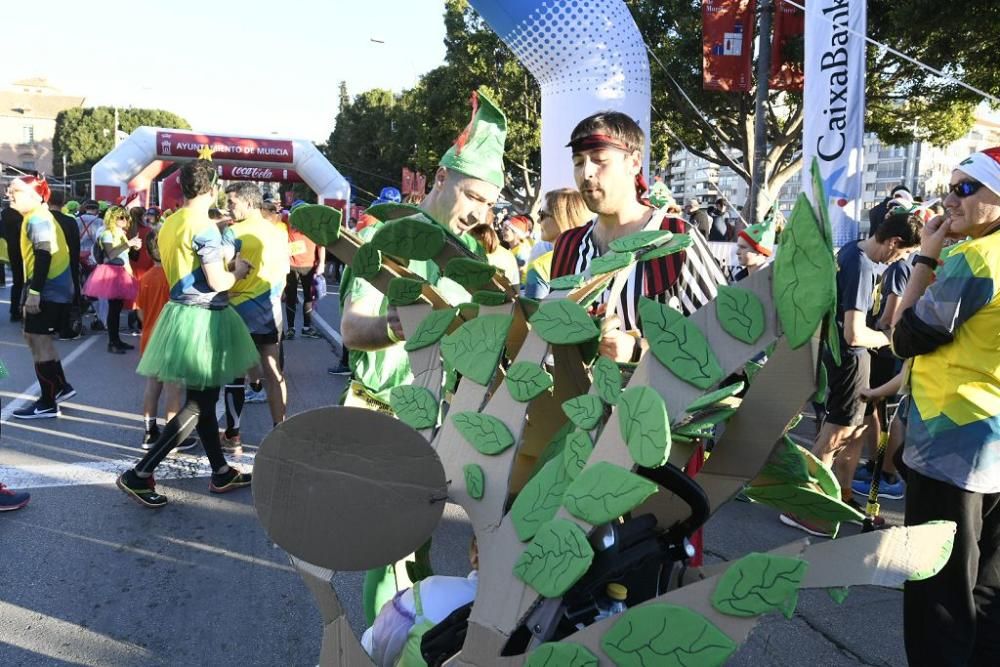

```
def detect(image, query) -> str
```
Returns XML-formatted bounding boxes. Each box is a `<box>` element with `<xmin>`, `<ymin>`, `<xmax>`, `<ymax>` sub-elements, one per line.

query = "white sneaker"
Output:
<box><xmin>245</xmin><ymin>387</ymin><xmax>267</xmax><ymax>404</ymax></box>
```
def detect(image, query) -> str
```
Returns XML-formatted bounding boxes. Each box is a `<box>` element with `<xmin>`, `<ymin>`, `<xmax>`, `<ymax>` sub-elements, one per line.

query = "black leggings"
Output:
<box><xmin>108</xmin><ymin>298</ymin><xmax>124</xmax><ymax>345</ymax></box>
<box><xmin>135</xmin><ymin>387</ymin><xmax>228</xmax><ymax>475</ymax></box>
<box><xmin>284</xmin><ymin>268</ymin><xmax>315</xmax><ymax>329</ymax></box>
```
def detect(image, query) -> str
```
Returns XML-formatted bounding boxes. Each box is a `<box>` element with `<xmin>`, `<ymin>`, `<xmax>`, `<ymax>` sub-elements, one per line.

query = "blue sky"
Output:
<box><xmin>6</xmin><ymin>0</ymin><xmax>448</xmax><ymax>141</ymax></box>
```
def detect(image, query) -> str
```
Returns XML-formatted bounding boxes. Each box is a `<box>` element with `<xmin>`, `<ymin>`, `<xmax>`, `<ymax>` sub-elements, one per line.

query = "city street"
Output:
<box><xmin>1</xmin><ymin>287</ymin><xmax>907</xmax><ymax>666</ymax></box>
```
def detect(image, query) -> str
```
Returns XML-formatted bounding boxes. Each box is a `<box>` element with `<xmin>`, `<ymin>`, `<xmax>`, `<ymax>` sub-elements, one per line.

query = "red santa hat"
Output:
<box><xmin>956</xmin><ymin>147</ymin><xmax>1000</xmax><ymax>198</ymax></box>
<box><xmin>12</xmin><ymin>175</ymin><xmax>51</xmax><ymax>203</ymax></box>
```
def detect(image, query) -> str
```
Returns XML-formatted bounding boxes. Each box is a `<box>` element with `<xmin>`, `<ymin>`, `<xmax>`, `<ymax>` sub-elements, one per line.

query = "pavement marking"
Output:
<box><xmin>311</xmin><ymin>310</ymin><xmax>342</xmax><ymax>348</ymax></box>
<box><xmin>0</xmin><ymin>451</ymin><xmax>256</xmax><ymax>490</ymax></box>
<box><xmin>0</xmin><ymin>334</ymin><xmax>100</xmax><ymax>423</ymax></box>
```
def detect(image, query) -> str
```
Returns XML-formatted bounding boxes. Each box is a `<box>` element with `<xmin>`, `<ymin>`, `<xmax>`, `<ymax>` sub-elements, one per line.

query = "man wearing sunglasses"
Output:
<box><xmin>891</xmin><ymin>147</ymin><xmax>1000</xmax><ymax>666</ymax></box>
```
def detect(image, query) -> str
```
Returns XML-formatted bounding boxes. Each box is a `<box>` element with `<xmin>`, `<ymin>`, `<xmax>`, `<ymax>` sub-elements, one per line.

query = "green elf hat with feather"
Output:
<box><xmin>438</xmin><ymin>88</ymin><xmax>507</xmax><ymax>189</ymax></box>
<box><xmin>738</xmin><ymin>217</ymin><xmax>777</xmax><ymax>257</ymax></box>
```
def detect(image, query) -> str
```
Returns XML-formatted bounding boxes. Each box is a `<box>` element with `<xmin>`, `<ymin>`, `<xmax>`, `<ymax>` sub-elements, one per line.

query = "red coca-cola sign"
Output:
<box><xmin>217</xmin><ymin>165</ymin><xmax>303</xmax><ymax>182</ymax></box>
<box><xmin>156</xmin><ymin>131</ymin><xmax>294</xmax><ymax>164</ymax></box>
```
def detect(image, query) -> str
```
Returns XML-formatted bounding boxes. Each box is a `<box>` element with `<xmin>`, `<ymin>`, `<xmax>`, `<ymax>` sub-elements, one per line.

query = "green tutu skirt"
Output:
<box><xmin>137</xmin><ymin>302</ymin><xmax>260</xmax><ymax>389</ymax></box>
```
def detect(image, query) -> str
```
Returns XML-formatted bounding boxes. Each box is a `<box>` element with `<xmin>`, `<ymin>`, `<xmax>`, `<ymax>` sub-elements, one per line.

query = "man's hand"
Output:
<box><xmin>920</xmin><ymin>215</ymin><xmax>953</xmax><ymax>260</ymax></box>
<box><xmin>387</xmin><ymin>305</ymin><xmax>405</xmax><ymax>342</ymax></box>
<box><xmin>24</xmin><ymin>291</ymin><xmax>41</xmax><ymax>315</ymax></box>
<box><xmin>128</xmin><ymin>237</ymin><xmax>143</xmax><ymax>250</ymax></box>
<box><xmin>232</xmin><ymin>257</ymin><xmax>252</xmax><ymax>280</ymax></box>
<box><xmin>598</xmin><ymin>315</ymin><xmax>637</xmax><ymax>363</ymax></box>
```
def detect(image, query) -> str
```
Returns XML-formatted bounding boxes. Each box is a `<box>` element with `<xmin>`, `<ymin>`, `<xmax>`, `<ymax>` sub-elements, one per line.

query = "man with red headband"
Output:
<box><xmin>5</xmin><ymin>176</ymin><xmax>76</xmax><ymax>418</ymax></box>
<box><xmin>550</xmin><ymin>111</ymin><xmax>705</xmax><ymax>362</ymax></box>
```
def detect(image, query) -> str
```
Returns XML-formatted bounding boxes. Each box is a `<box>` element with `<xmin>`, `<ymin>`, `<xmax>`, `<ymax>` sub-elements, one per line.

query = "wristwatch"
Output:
<box><xmin>911</xmin><ymin>254</ymin><xmax>938</xmax><ymax>269</ymax></box>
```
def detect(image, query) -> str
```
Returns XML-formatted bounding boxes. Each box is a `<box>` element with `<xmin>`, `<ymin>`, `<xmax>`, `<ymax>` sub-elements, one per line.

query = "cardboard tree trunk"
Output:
<box><xmin>257</xmin><ymin>196</ymin><xmax>956</xmax><ymax>666</ymax></box>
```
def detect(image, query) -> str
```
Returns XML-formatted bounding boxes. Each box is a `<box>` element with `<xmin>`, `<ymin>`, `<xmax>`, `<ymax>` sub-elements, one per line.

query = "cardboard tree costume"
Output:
<box><xmin>259</xmin><ymin>155</ymin><xmax>956</xmax><ymax>665</ymax></box>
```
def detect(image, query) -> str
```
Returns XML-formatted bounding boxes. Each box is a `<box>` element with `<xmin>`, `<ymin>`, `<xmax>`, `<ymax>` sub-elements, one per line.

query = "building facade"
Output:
<box><xmin>0</xmin><ymin>78</ymin><xmax>85</xmax><ymax>176</ymax></box>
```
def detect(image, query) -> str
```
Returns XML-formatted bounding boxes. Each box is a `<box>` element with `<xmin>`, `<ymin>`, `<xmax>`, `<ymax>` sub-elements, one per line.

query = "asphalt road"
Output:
<box><xmin>0</xmin><ymin>285</ymin><xmax>907</xmax><ymax>666</ymax></box>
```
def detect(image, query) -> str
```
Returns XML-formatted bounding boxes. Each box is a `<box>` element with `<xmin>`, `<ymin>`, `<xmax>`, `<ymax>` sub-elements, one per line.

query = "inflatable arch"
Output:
<box><xmin>91</xmin><ymin>126</ymin><xmax>350</xmax><ymax>210</ymax></box>
<box><xmin>469</xmin><ymin>0</ymin><xmax>651</xmax><ymax>193</ymax></box>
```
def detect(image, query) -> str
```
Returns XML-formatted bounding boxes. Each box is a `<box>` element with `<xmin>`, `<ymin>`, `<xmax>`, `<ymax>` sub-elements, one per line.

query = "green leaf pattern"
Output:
<box><xmin>562</xmin><ymin>394</ymin><xmax>606</xmax><ymax>431</ymax></box>
<box><xmin>563</xmin><ymin>462</ymin><xmax>659</xmax><ymax>525</ymax></box>
<box><xmin>404</xmin><ymin>308</ymin><xmax>459</xmax><ymax>352</ymax></box>
<box><xmin>711</xmin><ymin>552</ymin><xmax>808</xmax><ymax>617</ymax></box>
<box><xmin>593</xmin><ymin>356</ymin><xmax>623</xmax><ymax>405</ymax></box>
<box><xmin>715</xmin><ymin>285</ymin><xmax>766</xmax><ymax>344</ymax></box>
<box><xmin>531</xmin><ymin>301</ymin><xmax>600</xmax><ymax>345</ymax></box>
<box><xmin>513</xmin><ymin>519</ymin><xmax>594</xmax><ymax>598</ymax></box>
<box><xmin>452</xmin><ymin>412</ymin><xmax>516</xmax><ymax>455</ymax></box>
<box><xmin>506</xmin><ymin>362</ymin><xmax>554</xmax><ymax>402</ymax></box>
<box><xmin>618</xmin><ymin>386</ymin><xmax>671</xmax><ymax>468</ymax></box>
<box><xmin>439</xmin><ymin>314</ymin><xmax>512</xmax><ymax>385</ymax></box>
<box><xmin>389</xmin><ymin>386</ymin><xmax>439</xmax><ymax>430</ymax></box>
<box><xmin>601</xmin><ymin>604</ymin><xmax>738</xmax><ymax>667</ymax></box>
<box><xmin>639</xmin><ymin>298</ymin><xmax>724</xmax><ymax>389</ymax></box>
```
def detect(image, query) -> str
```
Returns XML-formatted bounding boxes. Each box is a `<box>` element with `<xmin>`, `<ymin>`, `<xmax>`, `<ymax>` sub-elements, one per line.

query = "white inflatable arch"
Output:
<box><xmin>469</xmin><ymin>0</ymin><xmax>651</xmax><ymax>193</ymax></box>
<box><xmin>91</xmin><ymin>126</ymin><xmax>350</xmax><ymax>209</ymax></box>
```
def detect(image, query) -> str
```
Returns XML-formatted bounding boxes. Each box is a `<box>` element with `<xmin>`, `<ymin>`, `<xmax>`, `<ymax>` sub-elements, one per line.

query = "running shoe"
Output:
<box><xmin>209</xmin><ymin>467</ymin><xmax>252</xmax><ymax>494</ymax></box>
<box><xmin>12</xmin><ymin>399</ymin><xmax>60</xmax><ymax>419</ymax></box>
<box><xmin>852</xmin><ymin>474</ymin><xmax>905</xmax><ymax>500</ymax></box>
<box><xmin>90</xmin><ymin>319</ymin><xmax>105</xmax><ymax>332</ymax></box>
<box><xmin>141</xmin><ymin>428</ymin><xmax>161</xmax><ymax>450</ymax></box>
<box><xmin>284</xmin><ymin>329</ymin><xmax>296</xmax><ymax>340</ymax></box>
<box><xmin>853</xmin><ymin>459</ymin><xmax>875</xmax><ymax>482</ymax></box>
<box><xmin>779</xmin><ymin>512</ymin><xmax>837</xmax><ymax>538</ymax></box>
<box><xmin>54</xmin><ymin>384</ymin><xmax>76</xmax><ymax>403</ymax></box>
<box><xmin>117</xmin><ymin>470</ymin><xmax>168</xmax><ymax>508</ymax></box>
<box><xmin>220</xmin><ymin>433</ymin><xmax>243</xmax><ymax>456</ymax></box>
<box><xmin>300</xmin><ymin>326</ymin><xmax>322</xmax><ymax>339</ymax></box>
<box><xmin>244</xmin><ymin>387</ymin><xmax>267</xmax><ymax>404</ymax></box>
<box><xmin>0</xmin><ymin>484</ymin><xmax>30</xmax><ymax>511</ymax></box>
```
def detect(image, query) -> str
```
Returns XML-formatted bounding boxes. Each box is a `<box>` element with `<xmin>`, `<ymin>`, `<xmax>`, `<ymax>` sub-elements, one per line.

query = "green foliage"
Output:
<box><xmin>464</xmin><ymin>464</ymin><xmax>485</xmax><ymax>500</ymax></box>
<box><xmin>445</xmin><ymin>258</ymin><xmax>498</xmax><ymax>291</ymax></box>
<box><xmin>609</xmin><ymin>230</ymin><xmax>674</xmax><ymax>253</ymax></box>
<box><xmin>452</xmin><ymin>412</ymin><xmax>515</xmax><ymax>455</ymax></box>
<box><xmin>440</xmin><ymin>314</ymin><xmax>512</xmax><ymax>385</ymax></box>
<box><xmin>602</xmin><ymin>604</ymin><xmax>738</xmax><ymax>667</ymax></box>
<box><xmin>510</xmin><ymin>449</ymin><xmax>576</xmax><ymax>542</ymax></box>
<box><xmin>685</xmin><ymin>382</ymin><xmax>745</xmax><ymax>413</ymax></box>
<box><xmin>548</xmin><ymin>273</ymin><xmax>587</xmax><ymax>291</ymax></box>
<box><xmin>513</xmin><ymin>519</ymin><xmax>594</xmax><ymax>598</ymax></box>
<box><xmin>389</xmin><ymin>386</ymin><xmax>439</xmax><ymax>430</ymax></box>
<box><xmin>618</xmin><ymin>387</ymin><xmax>671</xmax><ymax>468</ymax></box>
<box><xmin>639</xmin><ymin>298</ymin><xmax>724</xmax><ymax>389</ymax></box>
<box><xmin>712</xmin><ymin>553</ymin><xmax>808</xmax><ymax>618</ymax></box>
<box><xmin>387</xmin><ymin>278</ymin><xmax>426</xmax><ymax>306</ymax></box>
<box><xmin>525</xmin><ymin>643</ymin><xmax>598</xmax><ymax>667</ymax></box>
<box><xmin>593</xmin><ymin>356</ymin><xmax>623</xmax><ymax>405</ymax></box>
<box><xmin>405</xmin><ymin>307</ymin><xmax>459</xmax><ymax>351</ymax></box>
<box><xmin>562</xmin><ymin>395</ymin><xmax>606</xmax><ymax>431</ymax></box>
<box><xmin>715</xmin><ymin>285</ymin><xmax>766</xmax><ymax>344</ymax></box>
<box><xmin>53</xmin><ymin>106</ymin><xmax>191</xmax><ymax>174</ymax></box>
<box><xmin>531</xmin><ymin>301</ymin><xmax>600</xmax><ymax>345</ymax></box>
<box><xmin>563</xmin><ymin>462</ymin><xmax>659</xmax><ymax>525</ymax></box>
<box><xmin>505</xmin><ymin>362</ymin><xmax>553</xmax><ymax>402</ymax></box>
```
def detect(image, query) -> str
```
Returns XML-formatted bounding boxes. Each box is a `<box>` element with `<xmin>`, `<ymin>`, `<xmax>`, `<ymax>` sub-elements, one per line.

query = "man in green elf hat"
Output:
<box><xmin>338</xmin><ymin>87</ymin><xmax>506</xmax><ymax>623</ymax></box>
<box><xmin>733</xmin><ymin>216</ymin><xmax>775</xmax><ymax>282</ymax></box>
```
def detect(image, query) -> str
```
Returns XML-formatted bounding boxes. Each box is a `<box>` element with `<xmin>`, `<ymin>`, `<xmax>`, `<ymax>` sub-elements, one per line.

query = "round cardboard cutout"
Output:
<box><xmin>252</xmin><ymin>407</ymin><xmax>448</xmax><ymax>571</ymax></box>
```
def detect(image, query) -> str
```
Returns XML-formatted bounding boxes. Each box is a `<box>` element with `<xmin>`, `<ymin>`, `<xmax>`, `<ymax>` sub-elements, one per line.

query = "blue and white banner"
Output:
<box><xmin>802</xmin><ymin>0</ymin><xmax>866</xmax><ymax>244</ymax></box>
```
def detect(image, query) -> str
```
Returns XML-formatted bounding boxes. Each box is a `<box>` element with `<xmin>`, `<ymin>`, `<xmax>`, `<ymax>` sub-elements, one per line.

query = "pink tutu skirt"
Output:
<box><xmin>83</xmin><ymin>263</ymin><xmax>139</xmax><ymax>301</ymax></box>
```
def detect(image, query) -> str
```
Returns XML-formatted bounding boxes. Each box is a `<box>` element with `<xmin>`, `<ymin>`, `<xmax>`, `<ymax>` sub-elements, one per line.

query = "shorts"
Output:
<box><xmin>251</xmin><ymin>331</ymin><xmax>280</xmax><ymax>346</ymax></box>
<box><xmin>824</xmin><ymin>349</ymin><xmax>874</xmax><ymax>427</ymax></box>
<box><xmin>23</xmin><ymin>300</ymin><xmax>70</xmax><ymax>335</ymax></box>
<box><xmin>870</xmin><ymin>347</ymin><xmax>901</xmax><ymax>391</ymax></box>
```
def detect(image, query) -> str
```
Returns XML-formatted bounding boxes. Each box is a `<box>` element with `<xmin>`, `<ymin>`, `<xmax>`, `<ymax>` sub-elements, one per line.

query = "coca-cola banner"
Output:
<box><xmin>156</xmin><ymin>131</ymin><xmax>294</xmax><ymax>164</ymax></box>
<box><xmin>702</xmin><ymin>0</ymin><xmax>756</xmax><ymax>92</ymax></box>
<box><xmin>216</xmin><ymin>165</ymin><xmax>303</xmax><ymax>183</ymax></box>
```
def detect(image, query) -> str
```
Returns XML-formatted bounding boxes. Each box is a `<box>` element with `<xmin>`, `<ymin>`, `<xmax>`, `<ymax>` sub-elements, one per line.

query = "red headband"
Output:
<box><xmin>568</xmin><ymin>134</ymin><xmax>649</xmax><ymax>204</ymax></box>
<box><xmin>13</xmin><ymin>176</ymin><xmax>51</xmax><ymax>203</ymax></box>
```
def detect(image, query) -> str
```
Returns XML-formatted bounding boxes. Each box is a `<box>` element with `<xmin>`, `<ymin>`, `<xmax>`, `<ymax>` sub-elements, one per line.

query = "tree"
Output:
<box><xmin>324</xmin><ymin>0</ymin><xmax>542</xmax><ymax>212</ymax></box>
<box><xmin>628</xmin><ymin>0</ymin><xmax>981</xmax><ymax>222</ymax></box>
<box><xmin>53</xmin><ymin>107</ymin><xmax>191</xmax><ymax>175</ymax></box>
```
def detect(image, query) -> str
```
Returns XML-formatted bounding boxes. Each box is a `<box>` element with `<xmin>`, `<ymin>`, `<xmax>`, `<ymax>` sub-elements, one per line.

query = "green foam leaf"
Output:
<box><xmin>639</xmin><ymin>298</ymin><xmax>724</xmax><ymax>390</ymax></box>
<box><xmin>609</xmin><ymin>229</ymin><xmax>674</xmax><ymax>253</ymax></box>
<box><xmin>674</xmin><ymin>408</ymin><xmax>736</xmax><ymax>439</ymax></box>
<box><xmin>531</xmin><ymin>301</ymin><xmax>600</xmax><ymax>345</ymax></box>
<box><xmin>711</xmin><ymin>552</ymin><xmax>808</xmax><ymax>617</ymax></box>
<box><xmin>440</xmin><ymin>314</ymin><xmax>512</xmax><ymax>385</ymax></box>
<box><xmin>445</xmin><ymin>257</ymin><xmax>498</xmax><ymax>292</ymax></box>
<box><xmin>562</xmin><ymin>394</ymin><xmax>605</xmax><ymax>431</ymax></box>
<box><xmin>908</xmin><ymin>521</ymin><xmax>956</xmax><ymax>581</ymax></box>
<box><xmin>826</xmin><ymin>311</ymin><xmax>842</xmax><ymax>367</ymax></box>
<box><xmin>619</xmin><ymin>386</ymin><xmax>671</xmax><ymax>468</ymax></box>
<box><xmin>773</xmin><ymin>193</ymin><xmax>837</xmax><ymax>348</ymax></box>
<box><xmin>827</xmin><ymin>587</ymin><xmax>850</xmax><ymax>604</ymax></box>
<box><xmin>563</xmin><ymin>462</ymin><xmax>658</xmax><ymax>525</ymax></box>
<box><xmin>685</xmin><ymin>382</ymin><xmax>745</xmax><ymax>413</ymax></box>
<box><xmin>601</xmin><ymin>604</ymin><xmax>737</xmax><ymax>667</ymax></box>
<box><xmin>757</xmin><ymin>437</ymin><xmax>811</xmax><ymax>486</ymax></box>
<box><xmin>351</xmin><ymin>242</ymin><xmax>382</xmax><ymax>282</ymax></box>
<box><xmin>548</xmin><ymin>272</ymin><xmax>587</xmax><ymax>291</ymax></box>
<box><xmin>387</xmin><ymin>277</ymin><xmax>425</xmax><ymax>306</ymax></box>
<box><xmin>525</xmin><ymin>642</ymin><xmax>598</xmax><ymax>667</ymax></box>
<box><xmin>452</xmin><ymin>412</ymin><xmax>515</xmax><ymax>455</ymax></box>
<box><xmin>715</xmin><ymin>285</ymin><xmax>766</xmax><ymax>344</ymax></box>
<box><xmin>745</xmin><ymin>484</ymin><xmax>862</xmax><ymax>524</ymax></box>
<box><xmin>464</xmin><ymin>464</ymin><xmax>485</xmax><ymax>501</ymax></box>
<box><xmin>404</xmin><ymin>307</ymin><xmax>459</xmax><ymax>352</ymax></box>
<box><xmin>288</xmin><ymin>204</ymin><xmax>342</xmax><ymax>247</ymax></box>
<box><xmin>513</xmin><ymin>519</ymin><xmax>594</xmax><ymax>598</ymax></box>
<box><xmin>639</xmin><ymin>233</ymin><xmax>693</xmax><ymax>260</ymax></box>
<box><xmin>799</xmin><ymin>440</ymin><xmax>841</xmax><ymax>498</ymax></box>
<box><xmin>389</xmin><ymin>386</ymin><xmax>438</xmax><ymax>430</ymax></box>
<box><xmin>511</xmin><ymin>452</ymin><xmax>575</xmax><ymax>542</ymax></box>
<box><xmin>813</xmin><ymin>361</ymin><xmax>829</xmax><ymax>404</ymax></box>
<box><xmin>810</xmin><ymin>158</ymin><xmax>835</xmax><ymax>252</ymax></box>
<box><xmin>506</xmin><ymin>362</ymin><xmax>553</xmax><ymax>402</ymax></box>
<box><xmin>562</xmin><ymin>430</ymin><xmax>594</xmax><ymax>477</ymax></box>
<box><xmin>369</xmin><ymin>216</ymin><xmax>446</xmax><ymax>261</ymax></box>
<box><xmin>589</xmin><ymin>250</ymin><xmax>636</xmax><ymax>275</ymax></box>
<box><xmin>593</xmin><ymin>356</ymin><xmax>623</xmax><ymax>405</ymax></box>
<box><xmin>473</xmin><ymin>290</ymin><xmax>508</xmax><ymax>306</ymax></box>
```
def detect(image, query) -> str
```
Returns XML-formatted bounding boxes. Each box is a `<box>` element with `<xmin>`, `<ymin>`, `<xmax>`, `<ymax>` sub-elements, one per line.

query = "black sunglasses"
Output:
<box><xmin>949</xmin><ymin>180</ymin><xmax>984</xmax><ymax>198</ymax></box>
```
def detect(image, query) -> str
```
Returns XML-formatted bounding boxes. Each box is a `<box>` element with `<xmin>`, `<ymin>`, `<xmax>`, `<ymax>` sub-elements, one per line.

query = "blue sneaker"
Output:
<box><xmin>853</xmin><ymin>460</ymin><xmax>875</xmax><ymax>483</ymax></box>
<box><xmin>852</xmin><ymin>474</ymin><xmax>905</xmax><ymax>501</ymax></box>
<box><xmin>0</xmin><ymin>483</ymin><xmax>30</xmax><ymax>511</ymax></box>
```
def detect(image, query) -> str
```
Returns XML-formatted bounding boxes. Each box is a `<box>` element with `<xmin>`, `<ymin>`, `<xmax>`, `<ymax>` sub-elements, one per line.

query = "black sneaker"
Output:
<box><xmin>209</xmin><ymin>467</ymin><xmax>252</xmax><ymax>494</ymax></box>
<box><xmin>12</xmin><ymin>399</ymin><xmax>60</xmax><ymax>419</ymax></box>
<box><xmin>175</xmin><ymin>436</ymin><xmax>199</xmax><ymax>452</ymax></box>
<box><xmin>284</xmin><ymin>329</ymin><xmax>295</xmax><ymax>340</ymax></box>
<box><xmin>300</xmin><ymin>326</ymin><xmax>322</xmax><ymax>339</ymax></box>
<box><xmin>90</xmin><ymin>319</ymin><xmax>106</xmax><ymax>332</ymax></box>
<box><xmin>117</xmin><ymin>470</ymin><xmax>168</xmax><ymax>508</ymax></box>
<box><xmin>54</xmin><ymin>384</ymin><xmax>76</xmax><ymax>403</ymax></box>
<box><xmin>141</xmin><ymin>428</ymin><xmax>161</xmax><ymax>450</ymax></box>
